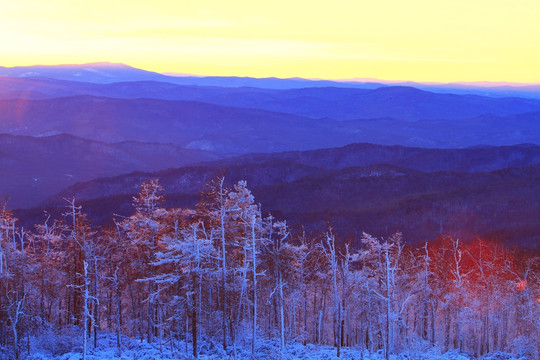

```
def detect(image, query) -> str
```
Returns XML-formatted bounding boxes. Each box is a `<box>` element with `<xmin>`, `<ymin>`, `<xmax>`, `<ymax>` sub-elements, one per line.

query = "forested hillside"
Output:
<box><xmin>1</xmin><ymin>178</ymin><xmax>538</xmax><ymax>359</ymax></box>
<box><xmin>33</xmin><ymin>143</ymin><xmax>540</xmax><ymax>248</ymax></box>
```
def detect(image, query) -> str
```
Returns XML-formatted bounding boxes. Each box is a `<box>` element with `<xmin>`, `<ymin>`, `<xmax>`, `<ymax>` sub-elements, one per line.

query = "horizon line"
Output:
<box><xmin>2</xmin><ymin>61</ymin><xmax>540</xmax><ymax>87</ymax></box>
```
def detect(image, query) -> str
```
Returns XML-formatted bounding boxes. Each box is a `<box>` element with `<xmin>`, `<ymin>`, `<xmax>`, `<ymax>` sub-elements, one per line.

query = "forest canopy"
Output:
<box><xmin>0</xmin><ymin>178</ymin><xmax>539</xmax><ymax>359</ymax></box>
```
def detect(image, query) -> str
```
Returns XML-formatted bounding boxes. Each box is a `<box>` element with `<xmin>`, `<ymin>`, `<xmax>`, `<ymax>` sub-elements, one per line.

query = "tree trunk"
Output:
<box><xmin>219</xmin><ymin>182</ymin><xmax>228</xmax><ymax>351</ymax></box>
<box><xmin>251</xmin><ymin>217</ymin><xmax>258</xmax><ymax>356</ymax></box>
<box><xmin>83</xmin><ymin>261</ymin><xmax>89</xmax><ymax>360</ymax></box>
<box><xmin>192</xmin><ymin>308</ymin><xmax>198</xmax><ymax>358</ymax></box>
<box><xmin>115</xmin><ymin>276</ymin><xmax>122</xmax><ymax>356</ymax></box>
<box><xmin>278</xmin><ymin>273</ymin><xmax>286</xmax><ymax>358</ymax></box>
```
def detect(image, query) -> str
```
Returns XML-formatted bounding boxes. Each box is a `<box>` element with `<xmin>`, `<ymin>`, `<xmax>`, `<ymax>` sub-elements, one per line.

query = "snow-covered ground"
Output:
<box><xmin>5</xmin><ymin>329</ymin><xmax>529</xmax><ymax>360</ymax></box>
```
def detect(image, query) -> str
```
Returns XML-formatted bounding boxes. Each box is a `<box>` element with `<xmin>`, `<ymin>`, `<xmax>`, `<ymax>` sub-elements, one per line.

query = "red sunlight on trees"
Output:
<box><xmin>1</xmin><ymin>179</ymin><xmax>540</xmax><ymax>359</ymax></box>
<box><xmin>516</xmin><ymin>280</ymin><xmax>527</xmax><ymax>291</ymax></box>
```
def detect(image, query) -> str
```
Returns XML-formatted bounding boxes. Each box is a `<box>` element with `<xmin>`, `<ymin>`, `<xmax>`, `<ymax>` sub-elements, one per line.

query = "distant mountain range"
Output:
<box><xmin>0</xmin><ymin>96</ymin><xmax>354</xmax><ymax>153</ymax></box>
<box><xmin>1</xmin><ymin>63</ymin><xmax>539</xmax><ymax>248</ymax></box>
<box><xmin>48</xmin><ymin>142</ymin><xmax>540</xmax><ymax>201</ymax></box>
<box><xmin>0</xmin><ymin>134</ymin><xmax>220</xmax><ymax>208</ymax></box>
<box><xmin>26</xmin><ymin>142</ymin><xmax>540</xmax><ymax>248</ymax></box>
<box><xmin>1</xmin><ymin>62</ymin><xmax>539</xmax><ymax>98</ymax></box>
<box><xmin>3</xmin><ymin>77</ymin><xmax>540</xmax><ymax>121</ymax></box>
<box><xmin>0</xmin><ymin>95</ymin><xmax>539</xmax><ymax>154</ymax></box>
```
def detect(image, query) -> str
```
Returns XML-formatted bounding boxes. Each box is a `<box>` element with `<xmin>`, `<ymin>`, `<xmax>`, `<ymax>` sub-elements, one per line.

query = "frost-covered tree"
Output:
<box><xmin>30</xmin><ymin>214</ymin><xmax>64</xmax><ymax>325</ymax></box>
<box><xmin>196</xmin><ymin>176</ymin><xmax>234</xmax><ymax>350</ymax></box>
<box><xmin>0</xmin><ymin>208</ymin><xmax>27</xmax><ymax>359</ymax></box>
<box><xmin>120</xmin><ymin>179</ymin><xmax>166</xmax><ymax>343</ymax></box>
<box><xmin>320</xmin><ymin>230</ymin><xmax>342</xmax><ymax>357</ymax></box>
<box><xmin>260</xmin><ymin>217</ymin><xmax>294</xmax><ymax>358</ymax></box>
<box><xmin>0</xmin><ymin>177</ymin><xmax>538</xmax><ymax>359</ymax></box>
<box><xmin>360</xmin><ymin>232</ymin><xmax>416</xmax><ymax>360</ymax></box>
<box><xmin>153</xmin><ymin>215</ymin><xmax>215</xmax><ymax>358</ymax></box>
<box><xmin>62</xmin><ymin>198</ymin><xmax>101</xmax><ymax>360</ymax></box>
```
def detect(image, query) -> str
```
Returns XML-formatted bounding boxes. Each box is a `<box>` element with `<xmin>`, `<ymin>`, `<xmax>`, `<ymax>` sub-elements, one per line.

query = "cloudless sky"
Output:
<box><xmin>1</xmin><ymin>0</ymin><xmax>539</xmax><ymax>83</ymax></box>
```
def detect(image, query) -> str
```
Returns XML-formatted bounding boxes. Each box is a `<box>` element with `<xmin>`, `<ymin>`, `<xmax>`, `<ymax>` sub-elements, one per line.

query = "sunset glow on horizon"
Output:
<box><xmin>1</xmin><ymin>0</ymin><xmax>539</xmax><ymax>83</ymax></box>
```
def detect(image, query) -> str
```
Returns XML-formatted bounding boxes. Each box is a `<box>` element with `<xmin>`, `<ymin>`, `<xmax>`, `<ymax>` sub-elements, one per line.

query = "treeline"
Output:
<box><xmin>0</xmin><ymin>178</ymin><xmax>539</xmax><ymax>359</ymax></box>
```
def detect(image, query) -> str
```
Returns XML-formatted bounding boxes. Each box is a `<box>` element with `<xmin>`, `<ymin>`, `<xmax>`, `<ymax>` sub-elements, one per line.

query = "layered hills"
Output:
<box><xmin>2</xmin><ymin>76</ymin><xmax>540</xmax><ymax>121</ymax></box>
<box><xmin>1</xmin><ymin>63</ymin><xmax>539</xmax><ymax>248</ymax></box>
<box><xmin>0</xmin><ymin>134</ymin><xmax>220</xmax><ymax>207</ymax></box>
<box><xmin>0</xmin><ymin>95</ymin><xmax>539</xmax><ymax>156</ymax></box>
<box><xmin>24</xmin><ymin>143</ymin><xmax>540</xmax><ymax>248</ymax></box>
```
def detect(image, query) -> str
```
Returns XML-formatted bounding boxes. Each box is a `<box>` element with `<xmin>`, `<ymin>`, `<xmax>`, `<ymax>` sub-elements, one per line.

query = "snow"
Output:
<box><xmin>12</xmin><ymin>331</ymin><xmax>530</xmax><ymax>360</ymax></box>
<box><xmin>18</xmin><ymin>72</ymin><xmax>40</xmax><ymax>77</ymax></box>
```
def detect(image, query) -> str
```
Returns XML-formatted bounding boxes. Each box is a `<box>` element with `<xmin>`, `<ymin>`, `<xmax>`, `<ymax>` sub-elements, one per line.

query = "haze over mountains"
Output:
<box><xmin>31</xmin><ymin>143</ymin><xmax>537</xmax><ymax>248</ymax></box>
<box><xmin>1</xmin><ymin>63</ymin><xmax>539</xmax><ymax>246</ymax></box>
<box><xmin>1</xmin><ymin>77</ymin><xmax>540</xmax><ymax>154</ymax></box>
<box><xmin>2</xmin><ymin>62</ymin><xmax>540</xmax><ymax>98</ymax></box>
<box><xmin>2</xmin><ymin>74</ymin><xmax>540</xmax><ymax>120</ymax></box>
<box><xmin>0</xmin><ymin>133</ymin><xmax>221</xmax><ymax>207</ymax></box>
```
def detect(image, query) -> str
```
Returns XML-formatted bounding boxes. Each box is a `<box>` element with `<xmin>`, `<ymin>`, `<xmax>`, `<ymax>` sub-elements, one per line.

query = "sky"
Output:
<box><xmin>1</xmin><ymin>0</ymin><xmax>539</xmax><ymax>83</ymax></box>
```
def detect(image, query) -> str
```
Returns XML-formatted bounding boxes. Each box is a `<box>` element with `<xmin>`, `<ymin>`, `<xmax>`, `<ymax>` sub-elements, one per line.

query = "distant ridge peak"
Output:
<box><xmin>82</xmin><ymin>62</ymin><xmax>131</xmax><ymax>67</ymax></box>
<box><xmin>0</xmin><ymin>62</ymin><xmax>167</xmax><ymax>84</ymax></box>
<box><xmin>2</xmin><ymin>62</ymin><xmax>132</xmax><ymax>69</ymax></box>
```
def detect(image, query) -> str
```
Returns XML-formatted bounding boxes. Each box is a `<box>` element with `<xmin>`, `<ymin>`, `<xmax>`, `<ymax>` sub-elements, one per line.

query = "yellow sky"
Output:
<box><xmin>1</xmin><ymin>0</ymin><xmax>539</xmax><ymax>83</ymax></box>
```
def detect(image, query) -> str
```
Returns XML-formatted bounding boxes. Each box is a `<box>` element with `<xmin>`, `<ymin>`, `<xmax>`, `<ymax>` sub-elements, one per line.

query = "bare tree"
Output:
<box><xmin>320</xmin><ymin>230</ymin><xmax>342</xmax><ymax>358</ymax></box>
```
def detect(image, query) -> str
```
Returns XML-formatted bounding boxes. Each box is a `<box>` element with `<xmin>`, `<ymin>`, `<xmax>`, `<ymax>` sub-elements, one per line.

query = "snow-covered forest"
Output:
<box><xmin>0</xmin><ymin>178</ymin><xmax>538</xmax><ymax>360</ymax></box>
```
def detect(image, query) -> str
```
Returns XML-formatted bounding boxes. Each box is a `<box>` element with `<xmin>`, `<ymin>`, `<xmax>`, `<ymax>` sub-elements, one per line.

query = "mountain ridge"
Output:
<box><xmin>3</xmin><ymin>76</ymin><xmax>540</xmax><ymax>121</ymax></box>
<box><xmin>0</xmin><ymin>133</ymin><xmax>222</xmax><ymax>208</ymax></box>
<box><xmin>2</xmin><ymin>62</ymin><xmax>539</xmax><ymax>98</ymax></box>
<box><xmin>46</xmin><ymin>142</ymin><xmax>540</xmax><ymax>204</ymax></box>
<box><xmin>1</xmin><ymin>94</ymin><xmax>540</xmax><ymax>154</ymax></box>
<box><xmin>33</xmin><ymin>150</ymin><xmax>540</xmax><ymax>248</ymax></box>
